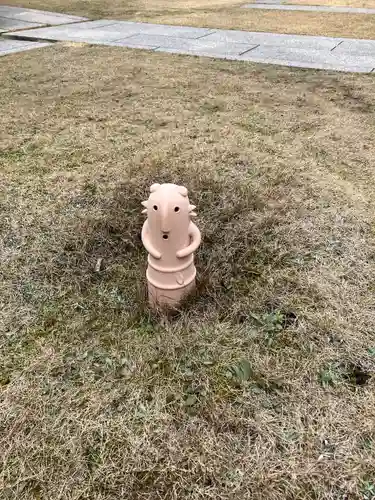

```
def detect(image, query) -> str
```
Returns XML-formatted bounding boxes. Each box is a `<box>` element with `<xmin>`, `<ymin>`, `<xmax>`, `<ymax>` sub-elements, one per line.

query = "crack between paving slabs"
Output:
<box><xmin>111</xmin><ymin>39</ymin><xmax>161</xmax><ymax>50</ymax></box>
<box><xmin>76</xmin><ymin>31</ymin><xmax>161</xmax><ymax>50</ymax></box>
<box><xmin>330</xmin><ymin>40</ymin><xmax>344</xmax><ymax>52</ymax></box>
<box><xmin>112</xmin><ymin>32</ymin><xmax>197</xmax><ymax>52</ymax></box>
<box><xmin>2</xmin><ymin>30</ymin><xmax>59</xmax><ymax>43</ymax></box>
<box><xmin>111</xmin><ymin>33</ymin><xmax>160</xmax><ymax>47</ymax></box>
<box><xmin>194</xmin><ymin>30</ymin><xmax>218</xmax><ymax>40</ymax></box>
<box><xmin>1</xmin><ymin>19</ymin><xmax>123</xmax><ymax>43</ymax></box>
<box><xmin>112</xmin><ymin>33</ymin><xmax>148</xmax><ymax>42</ymax></box>
<box><xmin>111</xmin><ymin>31</ymin><xmax>213</xmax><ymax>46</ymax></box>
<box><xmin>239</xmin><ymin>44</ymin><xmax>260</xmax><ymax>56</ymax></box>
<box><xmin>2</xmin><ymin>29</ymin><xmax>161</xmax><ymax>49</ymax></box>
<box><xmin>79</xmin><ymin>21</ymin><xmax>122</xmax><ymax>30</ymax></box>
<box><xmin>3</xmin><ymin>23</ymin><xmax>129</xmax><ymax>44</ymax></box>
<box><xmin>88</xmin><ymin>41</ymin><xmax>160</xmax><ymax>49</ymax></box>
<box><xmin>1</xmin><ymin>19</ymin><xmax>89</xmax><ymax>40</ymax></box>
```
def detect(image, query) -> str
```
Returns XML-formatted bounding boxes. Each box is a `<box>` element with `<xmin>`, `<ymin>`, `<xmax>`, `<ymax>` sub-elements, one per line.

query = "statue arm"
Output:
<box><xmin>176</xmin><ymin>222</ymin><xmax>201</xmax><ymax>259</ymax></box>
<box><xmin>141</xmin><ymin>220</ymin><xmax>161</xmax><ymax>259</ymax></box>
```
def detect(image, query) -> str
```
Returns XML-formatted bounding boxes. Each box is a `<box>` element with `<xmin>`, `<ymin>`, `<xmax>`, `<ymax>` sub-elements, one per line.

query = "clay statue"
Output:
<box><xmin>141</xmin><ymin>183</ymin><xmax>201</xmax><ymax>308</ymax></box>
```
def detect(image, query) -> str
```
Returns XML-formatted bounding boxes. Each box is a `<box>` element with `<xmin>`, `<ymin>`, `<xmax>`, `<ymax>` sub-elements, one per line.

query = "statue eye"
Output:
<box><xmin>153</xmin><ymin>205</ymin><xmax>158</xmax><ymax>211</ymax></box>
<box><xmin>174</xmin><ymin>207</ymin><xmax>180</xmax><ymax>212</ymax></box>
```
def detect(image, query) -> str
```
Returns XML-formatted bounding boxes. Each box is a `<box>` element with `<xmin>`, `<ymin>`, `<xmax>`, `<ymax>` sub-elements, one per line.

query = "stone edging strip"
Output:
<box><xmin>243</xmin><ymin>3</ymin><xmax>375</xmax><ymax>13</ymax></box>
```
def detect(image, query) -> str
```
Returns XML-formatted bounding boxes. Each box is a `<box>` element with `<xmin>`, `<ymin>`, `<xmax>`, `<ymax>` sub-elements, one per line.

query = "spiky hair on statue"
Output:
<box><xmin>141</xmin><ymin>184</ymin><xmax>197</xmax><ymax>216</ymax></box>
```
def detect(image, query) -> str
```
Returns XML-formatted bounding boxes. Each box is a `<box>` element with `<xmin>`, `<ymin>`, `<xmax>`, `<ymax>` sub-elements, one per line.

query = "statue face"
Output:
<box><xmin>147</xmin><ymin>184</ymin><xmax>190</xmax><ymax>238</ymax></box>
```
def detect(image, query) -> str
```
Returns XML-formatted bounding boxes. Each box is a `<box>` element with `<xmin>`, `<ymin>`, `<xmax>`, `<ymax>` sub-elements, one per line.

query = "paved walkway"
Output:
<box><xmin>0</xmin><ymin>5</ymin><xmax>87</xmax><ymax>33</ymax></box>
<box><xmin>0</xmin><ymin>6</ymin><xmax>85</xmax><ymax>55</ymax></box>
<box><xmin>255</xmin><ymin>0</ymin><xmax>286</xmax><ymax>4</ymax></box>
<box><xmin>4</xmin><ymin>19</ymin><xmax>375</xmax><ymax>72</ymax></box>
<box><xmin>243</xmin><ymin>3</ymin><xmax>375</xmax><ymax>13</ymax></box>
<box><xmin>1</xmin><ymin>6</ymin><xmax>375</xmax><ymax>72</ymax></box>
<box><xmin>0</xmin><ymin>37</ymin><xmax>50</xmax><ymax>55</ymax></box>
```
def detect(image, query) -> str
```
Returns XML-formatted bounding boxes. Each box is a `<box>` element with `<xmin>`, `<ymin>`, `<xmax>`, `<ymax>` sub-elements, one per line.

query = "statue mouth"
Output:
<box><xmin>162</xmin><ymin>232</ymin><xmax>169</xmax><ymax>240</ymax></box>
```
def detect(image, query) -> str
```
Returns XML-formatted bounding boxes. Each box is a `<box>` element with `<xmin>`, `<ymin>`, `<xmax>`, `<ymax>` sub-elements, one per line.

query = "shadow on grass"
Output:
<box><xmin>32</xmin><ymin>166</ymin><xmax>298</xmax><ymax>336</ymax></box>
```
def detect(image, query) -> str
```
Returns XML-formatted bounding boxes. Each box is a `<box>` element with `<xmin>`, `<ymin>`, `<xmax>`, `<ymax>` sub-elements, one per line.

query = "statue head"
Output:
<box><xmin>142</xmin><ymin>183</ymin><xmax>196</xmax><ymax>239</ymax></box>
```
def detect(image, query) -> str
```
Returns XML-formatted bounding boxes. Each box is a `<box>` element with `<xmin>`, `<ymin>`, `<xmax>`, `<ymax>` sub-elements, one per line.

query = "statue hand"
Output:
<box><xmin>176</xmin><ymin>248</ymin><xmax>189</xmax><ymax>259</ymax></box>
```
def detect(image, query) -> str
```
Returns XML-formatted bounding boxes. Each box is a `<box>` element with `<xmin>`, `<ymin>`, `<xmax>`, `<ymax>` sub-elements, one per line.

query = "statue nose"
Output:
<box><xmin>161</xmin><ymin>218</ymin><xmax>170</xmax><ymax>233</ymax></box>
<box><xmin>160</xmin><ymin>206</ymin><xmax>170</xmax><ymax>233</ymax></box>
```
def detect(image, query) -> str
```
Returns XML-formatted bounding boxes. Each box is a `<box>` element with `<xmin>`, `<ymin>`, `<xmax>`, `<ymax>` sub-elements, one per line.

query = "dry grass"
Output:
<box><xmin>134</xmin><ymin>9</ymin><xmax>375</xmax><ymax>39</ymax></box>
<box><xmin>1</xmin><ymin>0</ymin><xmax>245</xmax><ymax>18</ymax></box>
<box><xmin>1</xmin><ymin>43</ymin><xmax>375</xmax><ymax>499</ymax></box>
<box><xmin>2</xmin><ymin>0</ymin><xmax>375</xmax><ymax>39</ymax></box>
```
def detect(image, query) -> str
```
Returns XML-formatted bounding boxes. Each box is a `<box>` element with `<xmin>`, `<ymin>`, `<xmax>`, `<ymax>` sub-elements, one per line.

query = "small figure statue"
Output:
<box><xmin>141</xmin><ymin>183</ymin><xmax>201</xmax><ymax>308</ymax></box>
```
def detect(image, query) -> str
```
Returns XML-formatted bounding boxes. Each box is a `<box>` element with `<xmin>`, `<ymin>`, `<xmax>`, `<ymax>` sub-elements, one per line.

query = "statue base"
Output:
<box><xmin>148</xmin><ymin>279</ymin><xmax>195</xmax><ymax>309</ymax></box>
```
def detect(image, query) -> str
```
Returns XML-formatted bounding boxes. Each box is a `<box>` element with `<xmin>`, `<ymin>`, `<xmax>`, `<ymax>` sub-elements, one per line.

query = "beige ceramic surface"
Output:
<box><xmin>141</xmin><ymin>183</ymin><xmax>201</xmax><ymax>308</ymax></box>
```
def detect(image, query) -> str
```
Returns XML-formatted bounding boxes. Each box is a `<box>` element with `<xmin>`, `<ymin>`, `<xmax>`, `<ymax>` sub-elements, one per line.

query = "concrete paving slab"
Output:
<box><xmin>113</xmin><ymin>41</ymin><xmax>374</xmax><ymax>71</ymax></box>
<box><xmin>100</xmin><ymin>40</ymin><xmax>160</xmax><ymax>49</ymax></box>
<box><xmin>255</xmin><ymin>0</ymin><xmax>285</xmax><ymax>3</ymax></box>
<box><xmin>6</xmin><ymin>11</ymin><xmax>85</xmax><ymax>25</ymax></box>
<box><xmin>2</xmin><ymin>25</ymin><xmax>71</xmax><ymax>40</ymax></box>
<box><xmin>5</xmin><ymin>25</ymin><xmax>139</xmax><ymax>43</ymax></box>
<box><xmin>95</xmin><ymin>21</ymin><xmax>215</xmax><ymax>39</ymax></box>
<box><xmin>243</xmin><ymin>3</ymin><xmax>375</xmax><ymax>13</ymax></box>
<box><xmin>334</xmin><ymin>39</ymin><xmax>375</xmax><ymax>56</ymax></box>
<box><xmin>0</xmin><ymin>38</ymin><xmax>50</xmax><ymax>56</ymax></box>
<box><xmin>0</xmin><ymin>38</ymin><xmax>37</xmax><ymax>48</ymax></box>
<box><xmin>240</xmin><ymin>45</ymin><xmax>375</xmax><ymax>68</ymax></box>
<box><xmin>63</xmin><ymin>20</ymin><xmax>122</xmax><ymax>30</ymax></box>
<box><xmin>154</xmin><ymin>47</ymin><xmax>242</xmax><ymax>60</ymax></box>
<box><xmin>0</xmin><ymin>6</ymin><xmax>87</xmax><ymax>23</ymax></box>
<box><xmin>8</xmin><ymin>21</ymin><xmax>215</xmax><ymax>43</ymax></box>
<box><xmin>0</xmin><ymin>38</ymin><xmax>32</xmax><ymax>49</ymax></box>
<box><xmin>55</xmin><ymin>29</ymin><xmax>137</xmax><ymax>43</ymax></box>
<box><xmin>0</xmin><ymin>16</ymin><xmax>42</xmax><ymax>32</ymax></box>
<box><xmin>240</xmin><ymin>55</ymin><xmax>374</xmax><ymax>72</ymax></box>
<box><xmin>203</xmin><ymin>30</ymin><xmax>340</xmax><ymax>50</ymax></box>
<box><xmin>123</xmin><ymin>33</ymin><xmax>256</xmax><ymax>55</ymax></box>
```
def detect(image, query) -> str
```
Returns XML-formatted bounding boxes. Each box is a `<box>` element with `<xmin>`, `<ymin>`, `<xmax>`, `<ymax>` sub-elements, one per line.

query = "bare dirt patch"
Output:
<box><xmin>1</xmin><ymin>44</ymin><xmax>375</xmax><ymax>499</ymax></box>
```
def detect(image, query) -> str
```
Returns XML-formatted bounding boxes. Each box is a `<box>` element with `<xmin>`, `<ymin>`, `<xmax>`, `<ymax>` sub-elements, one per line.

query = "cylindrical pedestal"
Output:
<box><xmin>146</xmin><ymin>255</ymin><xmax>197</xmax><ymax>308</ymax></box>
<box><xmin>148</xmin><ymin>279</ymin><xmax>196</xmax><ymax>308</ymax></box>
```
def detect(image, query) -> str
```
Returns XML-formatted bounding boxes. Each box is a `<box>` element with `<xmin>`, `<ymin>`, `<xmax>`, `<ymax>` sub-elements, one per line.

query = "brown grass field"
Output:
<box><xmin>1</xmin><ymin>43</ymin><xmax>375</xmax><ymax>499</ymax></box>
<box><xmin>133</xmin><ymin>9</ymin><xmax>375</xmax><ymax>39</ymax></box>
<box><xmin>2</xmin><ymin>0</ymin><xmax>375</xmax><ymax>39</ymax></box>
